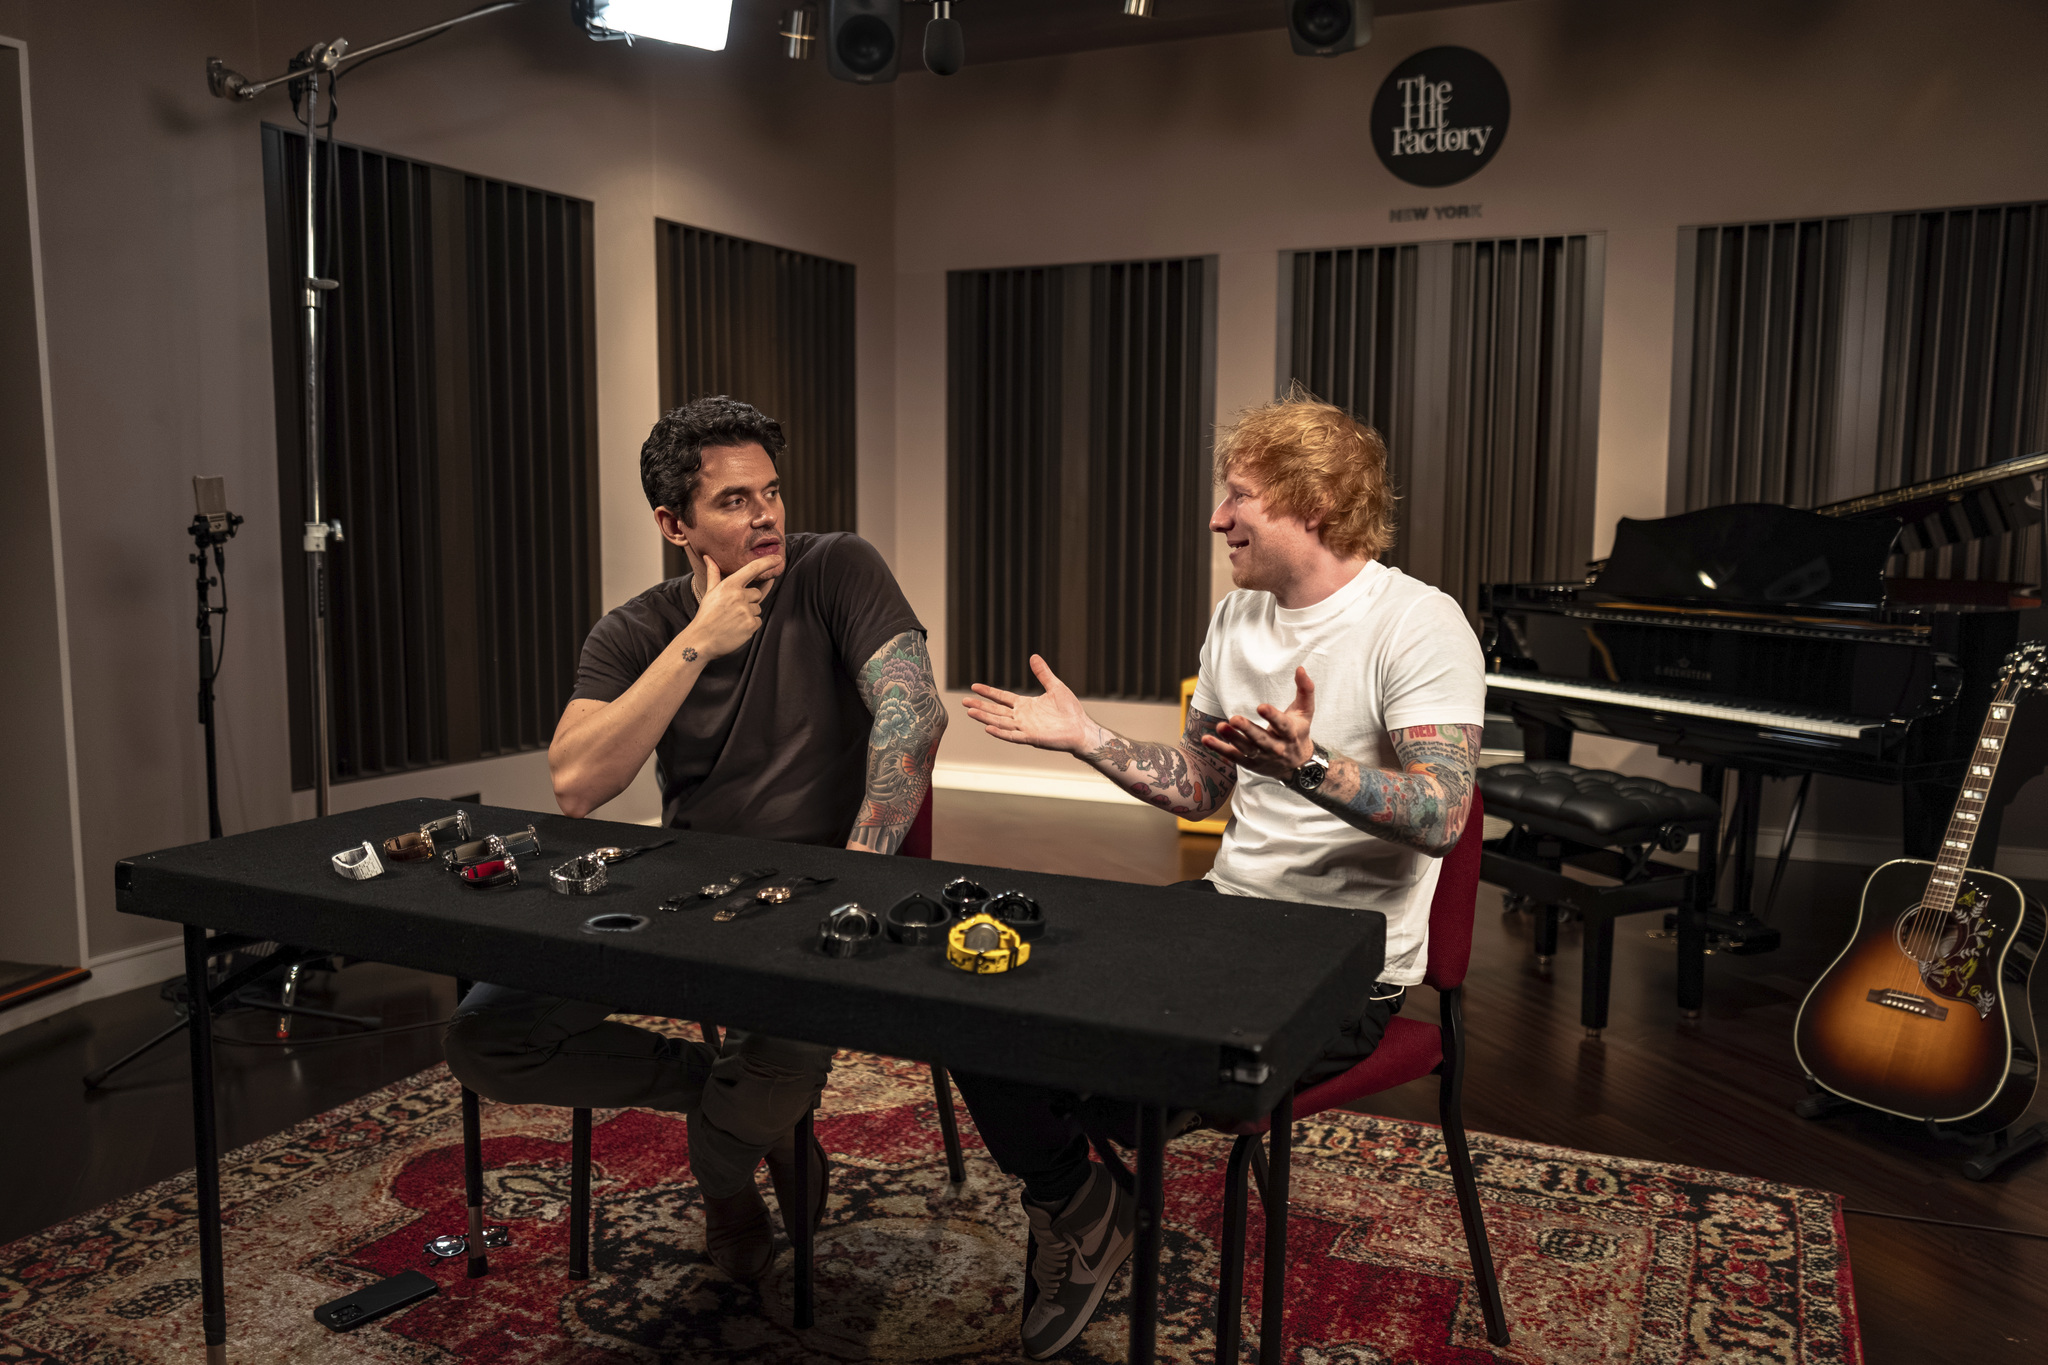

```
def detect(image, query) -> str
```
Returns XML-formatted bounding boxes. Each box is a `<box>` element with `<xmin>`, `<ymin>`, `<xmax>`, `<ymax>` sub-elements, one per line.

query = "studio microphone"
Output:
<box><xmin>924</xmin><ymin>1</ymin><xmax>964</xmax><ymax>76</ymax></box>
<box><xmin>193</xmin><ymin>475</ymin><xmax>235</xmax><ymax>535</ymax></box>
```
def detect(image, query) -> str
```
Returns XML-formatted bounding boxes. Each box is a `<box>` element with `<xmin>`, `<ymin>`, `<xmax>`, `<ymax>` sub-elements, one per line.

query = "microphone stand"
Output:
<box><xmin>188</xmin><ymin>511</ymin><xmax>241</xmax><ymax>840</ymax></box>
<box><xmin>205</xmin><ymin>3</ymin><xmax>527</xmax><ymax>818</ymax></box>
<box><xmin>84</xmin><ymin>513</ymin><xmax>381</xmax><ymax>1090</ymax></box>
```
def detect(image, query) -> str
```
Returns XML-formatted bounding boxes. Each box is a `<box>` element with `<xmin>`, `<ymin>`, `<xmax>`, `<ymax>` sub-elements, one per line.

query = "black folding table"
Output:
<box><xmin>116</xmin><ymin>798</ymin><xmax>1385</xmax><ymax>1365</ymax></box>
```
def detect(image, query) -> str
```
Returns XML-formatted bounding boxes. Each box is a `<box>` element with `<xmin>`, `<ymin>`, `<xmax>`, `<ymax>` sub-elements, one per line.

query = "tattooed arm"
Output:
<box><xmin>846</xmin><ymin>630</ymin><xmax>948</xmax><ymax>854</ymax></box>
<box><xmin>960</xmin><ymin>653</ymin><xmax>1238</xmax><ymax>819</ymax></box>
<box><xmin>1201</xmin><ymin>665</ymin><xmax>1479</xmax><ymax>855</ymax></box>
<box><xmin>1303</xmin><ymin>723</ymin><xmax>1481</xmax><ymax>854</ymax></box>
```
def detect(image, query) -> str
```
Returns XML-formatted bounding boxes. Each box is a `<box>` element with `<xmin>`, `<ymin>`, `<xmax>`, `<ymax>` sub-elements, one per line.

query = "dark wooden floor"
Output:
<box><xmin>0</xmin><ymin>961</ymin><xmax>455</xmax><ymax>1249</ymax></box>
<box><xmin>4</xmin><ymin>789</ymin><xmax>2043</xmax><ymax>1363</ymax></box>
<box><xmin>939</xmin><ymin>792</ymin><xmax>2048</xmax><ymax>1365</ymax></box>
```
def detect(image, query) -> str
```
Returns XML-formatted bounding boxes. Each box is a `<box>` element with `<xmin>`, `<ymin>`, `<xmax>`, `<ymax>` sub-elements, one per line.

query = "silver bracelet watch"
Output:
<box><xmin>1289</xmin><ymin>743</ymin><xmax>1331</xmax><ymax>795</ymax></box>
<box><xmin>549</xmin><ymin>854</ymin><xmax>609</xmax><ymax>896</ymax></box>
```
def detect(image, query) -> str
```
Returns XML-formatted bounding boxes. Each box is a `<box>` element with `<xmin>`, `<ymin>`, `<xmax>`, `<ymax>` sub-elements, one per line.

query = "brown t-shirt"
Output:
<box><xmin>570</xmin><ymin>532</ymin><xmax>924</xmax><ymax>846</ymax></box>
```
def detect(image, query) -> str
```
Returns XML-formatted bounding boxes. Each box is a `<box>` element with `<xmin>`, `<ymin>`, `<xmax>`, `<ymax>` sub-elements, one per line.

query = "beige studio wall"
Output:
<box><xmin>892</xmin><ymin>0</ymin><xmax>2048</xmax><ymax>867</ymax></box>
<box><xmin>6</xmin><ymin>0</ymin><xmax>2047</xmax><ymax>1035</ymax></box>
<box><xmin>0</xmin><ymin>0</ymin><xmax>897</xmax><ymax>1026</ymax></box>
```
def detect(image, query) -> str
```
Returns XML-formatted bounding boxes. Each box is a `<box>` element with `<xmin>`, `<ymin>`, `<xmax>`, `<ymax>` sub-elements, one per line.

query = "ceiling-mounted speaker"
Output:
<box><xmin>1288</xmin><ymin>0</ymin><xmax>1371</xmax><ymax>57</ymax></box>
<box><xmin>826</xmin><ymin>0</ymin><xmax>900</xmax><ymax>84</ymax></box>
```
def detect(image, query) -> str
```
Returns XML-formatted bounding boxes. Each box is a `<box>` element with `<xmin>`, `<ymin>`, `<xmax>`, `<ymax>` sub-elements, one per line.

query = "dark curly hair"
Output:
<box><xmin>640</xmin><ymin>396</ymin><xmax>786</xmax><ymax>524</ymax></box>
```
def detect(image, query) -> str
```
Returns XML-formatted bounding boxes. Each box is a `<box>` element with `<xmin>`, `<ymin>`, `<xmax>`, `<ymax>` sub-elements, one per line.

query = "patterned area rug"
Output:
<box><xmin>0</xmin><ymin>1034</ymin><xmax>1859</xmax><ymax>1364</ymax></box>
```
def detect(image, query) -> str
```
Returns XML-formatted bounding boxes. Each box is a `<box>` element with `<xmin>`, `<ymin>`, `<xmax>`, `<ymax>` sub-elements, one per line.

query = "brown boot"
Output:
<box><xmin>766</xmin><ymin>1128</ymin><xmax>830</xmax><ymax>1241</ymax></box>
<box><xmin>702</xmin><ymin>1184</ymin><xmax>773</xmax><ymax>1282</ymax></box>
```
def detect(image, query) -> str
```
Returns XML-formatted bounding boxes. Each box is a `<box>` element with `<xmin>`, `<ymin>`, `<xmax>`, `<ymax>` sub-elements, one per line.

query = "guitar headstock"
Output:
<box><xmin>2001</xmin><ymin>641</ymin><xmax>2048</xmax><ymax>695</ymax></box>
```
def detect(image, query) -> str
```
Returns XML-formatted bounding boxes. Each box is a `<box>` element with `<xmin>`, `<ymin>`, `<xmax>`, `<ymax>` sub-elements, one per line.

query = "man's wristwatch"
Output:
<box><xmin>1289</xmin><ymin>743</ymin><xmax>1331</xmax><ymax>795</ymax></box>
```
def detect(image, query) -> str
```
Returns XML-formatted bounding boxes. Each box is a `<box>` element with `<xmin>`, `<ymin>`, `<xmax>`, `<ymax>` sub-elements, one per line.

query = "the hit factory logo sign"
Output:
<box><xmin>1372</xmin><ymin>47</ymin><xmax>1510</xmax><ymax>188</ymax></box>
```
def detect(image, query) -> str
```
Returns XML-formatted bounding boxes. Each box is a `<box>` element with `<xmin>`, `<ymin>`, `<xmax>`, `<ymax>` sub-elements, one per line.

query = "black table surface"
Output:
<box><xmin>116</xmin><ymin>799</ymin><xmax>1386</xmax><ymax>1118</ymax></box>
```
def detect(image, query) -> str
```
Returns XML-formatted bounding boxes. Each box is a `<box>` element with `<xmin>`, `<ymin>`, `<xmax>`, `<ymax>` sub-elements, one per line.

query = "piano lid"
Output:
<box><xmin>1814</xmin><ymin>450</ymin><xmax>2048</xmax><ymax>552</ymax></box>
<box><xmin>1592</xmin><ymin>503</ymin><xmax>1902</xmax><ymax>613</ymax></box>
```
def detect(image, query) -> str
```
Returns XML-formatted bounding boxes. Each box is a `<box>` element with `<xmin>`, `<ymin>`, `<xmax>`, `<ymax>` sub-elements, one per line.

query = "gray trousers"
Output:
<box><xmin>443</xmin><ymin>983</ymin><xmax>835</xmax><ymax>1199</ymax></box>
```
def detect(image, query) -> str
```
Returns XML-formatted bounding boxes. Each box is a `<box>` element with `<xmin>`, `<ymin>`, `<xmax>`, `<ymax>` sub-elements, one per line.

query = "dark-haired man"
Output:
<box><xmin>444</xmin><ymin>396</ymin><xmax>944</xmax><ymax>1285</ymax></box>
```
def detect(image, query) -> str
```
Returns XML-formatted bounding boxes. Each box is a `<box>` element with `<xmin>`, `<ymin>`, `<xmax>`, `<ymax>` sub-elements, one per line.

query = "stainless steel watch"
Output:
<box><xmin>1290</xmin><ymin>743</ymin><xmax>1331</xmax><ymax>794</ymax></box>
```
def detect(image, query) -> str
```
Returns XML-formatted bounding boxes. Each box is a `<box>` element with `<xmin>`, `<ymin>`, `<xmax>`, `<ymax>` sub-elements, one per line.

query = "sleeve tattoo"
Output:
<box><xmin>848</xmin><ymin>630</ymin><xmax>947</xmax><ymax>853</ymax></box>
<box><xmin>1307</xmin><ymin>722</ymin><xmax>1482</xmax><ymax>855</ymax></box>
<box><xmin>1081</xmin><ymin>704</ymin><xmax>1239</xmax><ymax>820</ymax></box>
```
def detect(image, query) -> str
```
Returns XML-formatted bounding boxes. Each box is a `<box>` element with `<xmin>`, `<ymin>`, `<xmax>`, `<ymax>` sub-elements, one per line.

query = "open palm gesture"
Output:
<box><xmin>962</xmin><ymin>654</ymin><xmax>1094</xmax><ymax>754</ymax></box>
<box><xmin>1203</xmin><ymin>666</ymin><xmax>1317</xmax><ymax>779</ymax></box>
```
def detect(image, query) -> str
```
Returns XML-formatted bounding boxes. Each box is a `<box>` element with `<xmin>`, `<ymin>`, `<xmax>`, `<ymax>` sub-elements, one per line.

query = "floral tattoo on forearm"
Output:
<box><xmin>1308</xmin><ymin>722</ymin><xmax>1482</xmax><ymax>854</ymax></box>
<box><xmin>1081</xmin><ymin>705</ymin><xmax>1239</xmax><ymax>819</ymax></box>
<box><xmin>849</xmin><ymin>630</ymin><xmax>947</xmax><ymax>853</ymax></box>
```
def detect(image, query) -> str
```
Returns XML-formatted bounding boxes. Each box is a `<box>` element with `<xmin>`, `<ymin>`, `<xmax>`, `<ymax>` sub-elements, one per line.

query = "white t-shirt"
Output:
<box><xmin>1192</xmin><ymin>560</ymin><xmax>1487</xmax><ymax>986</ymax></box>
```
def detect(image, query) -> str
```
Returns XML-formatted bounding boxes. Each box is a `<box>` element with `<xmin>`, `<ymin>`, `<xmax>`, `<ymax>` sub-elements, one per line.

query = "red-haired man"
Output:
<box><xmin>956</xmin><ymin>391</ymin><xmax>1486</xmax><ymax>1359</ymax></box>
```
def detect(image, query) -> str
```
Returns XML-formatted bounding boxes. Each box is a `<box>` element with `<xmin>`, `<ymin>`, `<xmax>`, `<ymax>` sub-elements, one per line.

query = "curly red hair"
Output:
<box><xmin>1213</xmin><ymin>387</ymin><xmax>1396</xmax><ymax>561</ymax></box>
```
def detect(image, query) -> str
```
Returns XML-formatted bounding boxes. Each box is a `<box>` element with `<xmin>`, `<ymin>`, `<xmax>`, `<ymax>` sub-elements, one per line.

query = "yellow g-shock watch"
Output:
<box><xmin>947</xmin><ymin>912</ymin><xmax>1031</xmax><ymax>974</ymax></box>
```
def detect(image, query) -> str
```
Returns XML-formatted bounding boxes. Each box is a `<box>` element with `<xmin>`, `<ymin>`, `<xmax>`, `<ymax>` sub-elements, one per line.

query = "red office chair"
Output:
<box><xmin>1207</xmin><ymin>790</ymin><xmax>1510</xmax><ymax>1363</ymax></box>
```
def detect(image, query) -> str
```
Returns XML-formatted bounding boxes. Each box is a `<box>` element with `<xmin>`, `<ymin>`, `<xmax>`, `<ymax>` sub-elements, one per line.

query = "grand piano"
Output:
<box><xmin>1483</xmin><ymin>451</ymin><xmax>2048</xmax><ymax>950</ymax></box>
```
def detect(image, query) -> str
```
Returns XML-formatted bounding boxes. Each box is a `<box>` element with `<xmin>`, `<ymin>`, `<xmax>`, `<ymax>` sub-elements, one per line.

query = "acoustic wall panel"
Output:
<box><xmin>655</xmin><ymin>221</ymin><xmax>856</xmax><ymax>582</ymax></box>
<box><xmin>1672</xmin><ymin>200</ymin><xmax>2048</xmax><ymax>585</ymax></box>
<box><xmin>263</xmin><ymin>128</ymin><xmax>599</xmax><ymax>787</ymax></box>
<box><xmin>947</xmin><ymin>258</ymin><xmax>1214</xmax><ymax>701</ymax></box>
<box><xmin>1285</xmin><ymin>235</ymin><xmax>1603</xmax><ymax>619</ymax></box>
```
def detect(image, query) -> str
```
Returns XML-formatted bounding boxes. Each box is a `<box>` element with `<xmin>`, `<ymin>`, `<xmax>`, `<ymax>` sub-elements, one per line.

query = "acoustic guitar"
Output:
<box><xmin>1793</xmin><ymin>641</ymin><xmax>2047</xmax><ymax>1130</ymax></box>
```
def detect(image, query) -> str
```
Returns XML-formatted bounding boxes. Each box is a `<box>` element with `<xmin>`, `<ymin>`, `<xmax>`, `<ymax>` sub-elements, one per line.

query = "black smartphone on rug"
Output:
<box><xmin>313</xmin><ymin>1270</ymin><xmax>440</xmax><ymax>1332</ymax></box>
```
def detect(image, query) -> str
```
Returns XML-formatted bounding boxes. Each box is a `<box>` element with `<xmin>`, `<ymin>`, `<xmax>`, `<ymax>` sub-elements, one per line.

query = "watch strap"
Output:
<box><xmin>985</xmin><ymin>890</ymin><xmax>1047</xmax><ymax>941</ymax></box>
<box><xmin>381</xmin><ymin>831</ymin><xmax>435</xmax><ymax>862</ymax></box>
<box><xmin>818</xmin><ymin>903</ymin><xmax>881</xmax><ymax>958</ymax></box>
<box><xmin>946</xmin><ymin>913</ymin><xmax>1031</xmax><ymax>973</ymax></box>
<box><xmin>885</xmin><ymin>892</ymin><xmax>953</xmax><ymax>945</ymax></box>
<box><xmin>332</xmin><ymin>842</ymin><xmax>384</xmax><ymax>880</ymax></box>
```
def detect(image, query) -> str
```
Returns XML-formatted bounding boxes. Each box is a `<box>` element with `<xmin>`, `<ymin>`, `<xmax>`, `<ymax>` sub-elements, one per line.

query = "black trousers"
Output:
<box><xmin>952</xmin><ymin>880</ymin><xmax>1402</xmax><ymax>1207</ymax></box>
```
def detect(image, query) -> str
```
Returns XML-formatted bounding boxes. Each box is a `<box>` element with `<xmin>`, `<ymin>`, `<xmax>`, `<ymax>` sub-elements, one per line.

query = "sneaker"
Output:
<box><xmin>1019</xmin><ymin>1164</ymin><xmax>1136</xmax><ymax>1359</ymax></box>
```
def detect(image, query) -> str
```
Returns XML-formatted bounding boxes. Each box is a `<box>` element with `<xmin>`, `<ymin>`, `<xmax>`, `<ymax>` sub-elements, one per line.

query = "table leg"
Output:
<box><xmin>1129</xmin><ymin>1105</ymin><xmax>1165</xmax><ymax>1365</ymax></box>
<box><xmin>568</xmin><ymin>1108</ymin><xmax>592</xmax><ymax>1280</ymax></box>
<box><xmin>182</xmin><ymin>926</ymin><xmax>228</xmax><ymax>1365</ymax></box>
<box><xmin>1260</xmin><ymin>1091</ymin><xmax>1293</xmax><ymax>1365</ymax></box>
<box><xmin>793</xmin><ymin>1108</ymin><xmax>815</xmax><ymax>1330</ymax></box>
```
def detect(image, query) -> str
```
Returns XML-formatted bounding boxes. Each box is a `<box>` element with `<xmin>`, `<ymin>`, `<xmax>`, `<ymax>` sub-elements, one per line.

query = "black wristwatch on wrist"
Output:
<box><xmin>1289</xmin><ymin>743</ymin><xmax>1331</xmax><ymax>795</ymax></box>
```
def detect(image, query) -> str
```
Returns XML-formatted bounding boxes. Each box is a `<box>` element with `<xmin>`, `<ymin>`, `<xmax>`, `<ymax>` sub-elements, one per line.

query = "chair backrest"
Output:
<box><xmin>1421</xmin><ymin>788</ymin><xmax>1483</xmax><ymax>992</ymax></box>
<box><xmin>899</xmin><ymin>786</ymin><xmax>935</xmax><ymax>860</ymax></box>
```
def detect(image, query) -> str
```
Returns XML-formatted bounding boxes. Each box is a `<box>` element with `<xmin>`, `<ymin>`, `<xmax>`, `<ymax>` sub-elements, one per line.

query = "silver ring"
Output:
<box><xmin>582</xmin><ymin>912</ymin><xmax>647</xmax><ymax>934</ymax></box>
<box><xmin>332</xmin><ymin>842</ymin><xmax>384</xmax><ymax>880</ymax></box>
<box><xmin>549</xmin><ymin>854</ymin><xmax>609</xmax><ymax>896</ymax></box>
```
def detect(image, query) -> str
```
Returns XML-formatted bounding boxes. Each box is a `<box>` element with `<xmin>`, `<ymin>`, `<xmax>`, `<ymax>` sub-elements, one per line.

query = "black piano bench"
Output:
<box><xmin>1475</xmin><ymin>761</ymin><xmax>1721</xmax><ymax>1038</ymax></box>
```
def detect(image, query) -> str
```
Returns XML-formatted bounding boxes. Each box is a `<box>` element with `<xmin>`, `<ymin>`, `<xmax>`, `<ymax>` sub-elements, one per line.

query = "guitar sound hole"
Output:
<box><xmin>1892</xmin><ymin>903</ymin><xmax>1961</xmax><ymax>964</ymax></box>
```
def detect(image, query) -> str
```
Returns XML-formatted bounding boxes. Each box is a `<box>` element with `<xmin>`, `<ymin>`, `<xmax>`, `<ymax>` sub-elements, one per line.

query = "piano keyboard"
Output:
<box><xmin>1485</xmin><ymin>673</ymin><xmax>1885</xmax><ymax>739</ymax></box>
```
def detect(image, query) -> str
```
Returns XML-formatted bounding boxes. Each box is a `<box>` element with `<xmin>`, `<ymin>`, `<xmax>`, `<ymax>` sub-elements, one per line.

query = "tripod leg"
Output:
<box><xmin>83</xmin><ymin>1014</ymin><xmax>191</xmax><ymax>1089</ymax></box>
